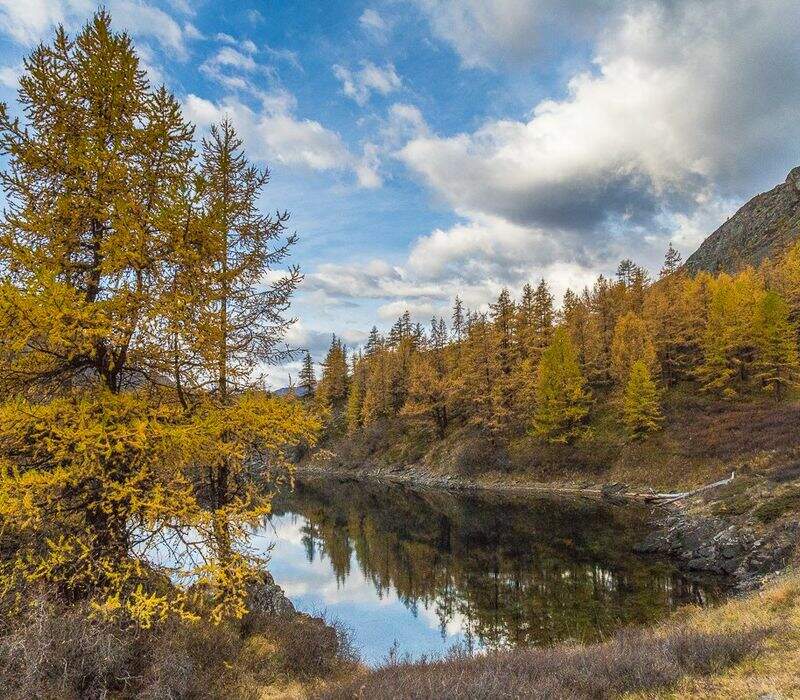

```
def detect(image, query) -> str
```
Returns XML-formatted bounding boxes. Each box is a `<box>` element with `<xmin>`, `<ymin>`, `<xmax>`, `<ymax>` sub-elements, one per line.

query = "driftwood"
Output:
<box><xmin>640</xmin><ymin>471</ymin><xmax>736</xmax><ymax>505</ymax></box>
<box><xmin>540</xmin><ymin>472</ymin><xmax>737</xmax><ymax>506</ymax></box>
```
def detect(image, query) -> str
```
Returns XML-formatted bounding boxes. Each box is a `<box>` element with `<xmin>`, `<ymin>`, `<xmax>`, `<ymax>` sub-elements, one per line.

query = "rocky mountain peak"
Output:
<box><xmin>685</xmin><ymin>168</ymin><xmax>800</xmax><ymax>274</ymax></box>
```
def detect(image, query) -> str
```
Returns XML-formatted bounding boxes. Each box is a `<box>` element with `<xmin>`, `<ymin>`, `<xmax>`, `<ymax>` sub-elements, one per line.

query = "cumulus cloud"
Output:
<box><xmin>184</xmin><ymin>93</ymin><xmax>356</xmax><ymax>172</ymax></box>
<box><xmin>0</xmin><ymin>0</ymin><xmax>193</xmax><ymax>58</ymax></box>
<box><xmin>413</xmin><ymin>0</ymin><xmax>612</xmax><ymax>69</ymax></box>
<box><xmin>0</xmin><ymin>64</ymin><xmax>22</xmax><ymax>88</ymax></box>
<box><xmin>304</xmin><ymin>259</ymin><xmax>448</xmax><ymax>302</ymax></box>
<box><xmin>296</xmin><ymin>0</ymin><xmax>800</xmax><ymax>340</ymax></box>
<box><xmin>333</xmin><ymin>61</ymin><xmax>402</xmax><ymax>106</ymax></box>
<box><xmin>399</xmin><ymin>0</ymin><xmax>800</xmax><ymax>276</ymax></box>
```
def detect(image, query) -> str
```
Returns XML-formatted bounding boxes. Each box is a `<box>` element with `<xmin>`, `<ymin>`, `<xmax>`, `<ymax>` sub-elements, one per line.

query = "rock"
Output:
<box><xmin>247</xmin><ymin>571</ymin><xmax>297</xmax><ymax>617</ymax></box>
<box><xmin>685</xmin><ymin>166</ymin><xmax>800</xmax><ymax>274</ymax></box>
<box><xmin>721</xmin><ymin>544</ymin><xmax>741</xmax><ymax>559</ymax></box>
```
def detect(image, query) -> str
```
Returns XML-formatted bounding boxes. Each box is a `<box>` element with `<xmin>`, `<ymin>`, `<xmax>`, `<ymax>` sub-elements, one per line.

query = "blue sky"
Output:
<box><xmin>2</xmin><ymin>1</ymin><xmax>800</xmax><ymax>385</ymax></box>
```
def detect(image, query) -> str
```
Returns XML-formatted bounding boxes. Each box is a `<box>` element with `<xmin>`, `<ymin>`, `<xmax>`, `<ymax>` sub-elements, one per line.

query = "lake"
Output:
<box><xmin>254</xmin><ymin>477</ymin><xmax>723</xmax><ymax>666</ymax></box>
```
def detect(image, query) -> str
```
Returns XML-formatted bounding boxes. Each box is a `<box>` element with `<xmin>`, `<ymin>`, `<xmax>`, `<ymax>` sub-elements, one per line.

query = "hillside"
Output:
<box><xmin>685</xmin><ymin>167</ymin><xmax>800</xmax><ymax>274</ymax></box>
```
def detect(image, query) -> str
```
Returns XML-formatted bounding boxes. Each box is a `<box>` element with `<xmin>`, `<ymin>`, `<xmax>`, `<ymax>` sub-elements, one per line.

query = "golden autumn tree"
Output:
<box><xmin>753</xmin><ymin>290</ymin><xmax>799</xmax><ymax>398</ymax></box>
<box><xmin>0</xmin><ymin>12</ymin><xmax>319</xmax><ymax>624</ymax></box>
<box><xmin>698</xmin><ymin>271</ymin><xmax>762</xmax><ymax>398</ymax></box>
<box><xmin>346</xmin><ymin>353</ymin><xmax>366</xmax><ymax>433</ymax></box>
<box><xmin>622</xmin><ymin>360</ymin><xmax>664</xmax><ymax>439</ymax></box>
<box><xmin>611</xmin><ymin>311</ymin><xmax>657</xmax><ymax>387</ymax></box>
<box><xmin>169</xmin><ymin>117</ymin><xmax>316</xmax><ymax>588</ymax></box>
<box><xmin>532</xmin><ymin>328</ymin><xmax>591</xmax><ymax>443</ymax></box>
<box><xmin>401</xmin><ymin>351</ymin><xmax>450</xmax><ymax>438</ymax></box>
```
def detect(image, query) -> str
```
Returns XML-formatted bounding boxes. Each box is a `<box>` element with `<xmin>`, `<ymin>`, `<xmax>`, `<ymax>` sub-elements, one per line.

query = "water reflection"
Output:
<box><xmin>259</xmin><ymin>477</ymin><xmax>723</xmax><ymax>664</ymax></box>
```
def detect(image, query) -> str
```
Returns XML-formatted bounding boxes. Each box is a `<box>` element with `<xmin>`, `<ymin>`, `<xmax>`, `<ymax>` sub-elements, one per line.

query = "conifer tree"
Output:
<box><xmin>365</xmin><ymin>326</ymin><xmax>383</xmax><ymax>356</ymax></box>
<box><xmin>402</xmin><ymin>351</ymin><xmax>449</xmax><ymax>438</ymax></box>
<box><xmin>0</xmin><ymin>11</ymin><xmax>195</xmax><ymax>396</ymax></box>
<box><xmin>754</xmin><ymin>290</ymin><xmax>799</xmax><ymax>398</ymax></box>
<box><xmin>452</xmin><ymin>296</ymin><xmax>465</xmax><ymax>344</ymax></box>
<box><xmin>346</xmin><ymin>354</ymin><xmax>366</xmax><ymax>433</ymax></box>
<box><xmin>611</xmin><ymin>312</ymin><xmax>657</xmax><ymax>386</ymax></box>
<box><xmin>660</xmin><ymin>242</ymin><xmax>683</xmax><ymax>277</ymax></box>
<box><xmin>299</xmin><ymin>351</ymin><xmax>316</xmax><ymax>395</ymax></box>
<box><xmin>0</xmin><ymin>12</ymin><xmax>319</xmax><ymax>623</ymax></box>
<box><xmin>362</xmin><ymin>347</ymin><xmax>392</xmax><ymax>424</ymax></box>
<box><xmin>531</xmin><ymin>279</ymin><xmax>555</xmax><ymax>349</ymax></box>
<box><xmin>532</xmin><ymin>328</ymin><xmax>591</xmax><ymax>443</ymax></box>
<box><xmin>515</xmin><ymin>283</ymin><xmax>535</xmax><ymax>359</ymax></box>
<box><xmin>623</xmin><ymin>360</ymin><xmax>663</xmax><ymax>439</ymax></box>
<box><xmin>586</xmin><ymin>276</ymin><xmax>624</xmax><ymax>387</ymax></box>
<box><xmin>698</xmin><ymin>271</ymin><xmax>761</xmax><ymax>397</ymax></box>
<box><xmin>454</xmin><ymin>314</ymin><xmax>499</xmax><ymax>434</ymax></box>
<box><xmin>774</xmin><ymin>241</ymin><xmax>800</xmax><ymax>331</ymax></box>
<box><xmin>317</xmin><ymin>335</ymin><xmax>349</xmax><ymax>406</ymax></box>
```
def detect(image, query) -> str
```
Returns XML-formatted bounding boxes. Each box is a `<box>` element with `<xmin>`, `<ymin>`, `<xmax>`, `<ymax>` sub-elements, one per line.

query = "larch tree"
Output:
<box><xmin>317</xmin><ymin>335</ymin><xmax>349</xmax><ymax>407</ymax></box>
<box><xmin>530</xmin><ymin>279</ymin><xmax>555</xmax><ymax>360</ymax></box>
<box><xmin>451</xmin><ymin>296</ymin><xmax>466</xmax><ymax>344</ymax></box>
<box><xmin>774</xmin><ymin>241</ymin><xmax>800</xmax><ymax>332</ymax></box>
<box><xmin>610</xmin><ymin>312</ymin><xmax>657</xmax><ymax>387</ymax></box>
<box><xmin>698</xmin><ymin>271</ymin><xmax>761</xmax><ymax>398</ymax></box>
<box><xmin>753</xmin><ymin>290</ymin><xmax>799</xmax><ymax>399</ymax></box>
<box><xmin>401</xmin><ymin>351</ymin><xmax>450</xmax><ymax>438</ymax></box>
<box><xmin>0</xmin><ymin>13</ymin><xmax>197</xmax><ymax>618</ymax></box>
<box><xmin>0</xmin><ymin>13</ymin><xmax>320</xmax><ymax>625</ymax></box>
<box><xmin>299</xmin><ymin>351</ymin><xmax>317</xmax><ymax>396</ymax></box>
<box><xmin>532</xmin><ymin>328</ymin><xmax>591</xmax><ymax>443</ymax></box>
<box><xmin>660</xmin><ymin>242</ymin><xmax>683</xmax><ymax>277</ymax></box>
<box><xmin>489</xmin><ymin>289</ymin><xmax>518</xmax><ymax>425</ymax></box>
<box><xmin>346</xmin><ymin>354</ymin><xmax>366</xmax><ymax>433</ymax></box>
<box><xmin>178</xmin><ymin>117</ymin><xmax>310</xmax><ymax>580</ymax></box>
<box><xmin>455</xmin><ymin>314</ymin><xmax>500</xmax><ymax>434</ymax></box>
<box><xmin>622</xmin><ymin>360</ymin><xmax>663</xmax><ymax>439</ymax></box>
<box><xmin>361</xmin><ymin>347</ymin><xmax>393</xmax><ymax>425</ymax></box>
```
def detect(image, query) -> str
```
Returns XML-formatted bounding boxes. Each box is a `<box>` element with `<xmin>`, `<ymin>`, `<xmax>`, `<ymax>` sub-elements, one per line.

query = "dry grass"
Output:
<box><xmin>635</xmin><ymin>572</ymin><xmax>800</xmax><ymax>699</ymax></box>
<box><xmin>0</xmin><ymin>591</ymin><xmax>358</xmax><ymax>700</ymax></box>
<box><xmin>317</xmin><ymin>571</ymin><xmax>800</xmax><ymax>700</ymax></box>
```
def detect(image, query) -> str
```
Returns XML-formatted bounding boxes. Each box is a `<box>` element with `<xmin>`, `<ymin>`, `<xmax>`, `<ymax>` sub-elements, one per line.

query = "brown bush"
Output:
<box><xmin>0</xmin><ymin>590</ymin><xmax>357</xmax><ymax>700</ymax></box>
<box><xmin>316</xmin><ymin>624</ymin><xmax>769</xmax><ymax>700</ymax></box>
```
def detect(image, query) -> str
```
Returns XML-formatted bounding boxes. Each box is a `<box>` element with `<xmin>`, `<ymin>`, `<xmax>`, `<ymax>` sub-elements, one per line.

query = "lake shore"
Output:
<box><xmin>297</xmin><ymin>458</ymin><xmax>799</xmax><ymax>592</ymax></box>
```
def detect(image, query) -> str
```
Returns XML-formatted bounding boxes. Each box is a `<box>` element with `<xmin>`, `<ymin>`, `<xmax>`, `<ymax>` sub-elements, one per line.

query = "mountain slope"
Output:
<box><xmin>685</xmin><ymin>167</ymin><xmax>800</xmax><ymax>274</ymax></box>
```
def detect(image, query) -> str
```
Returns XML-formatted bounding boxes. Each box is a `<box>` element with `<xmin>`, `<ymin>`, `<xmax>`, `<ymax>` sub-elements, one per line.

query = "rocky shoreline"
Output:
<box><xmin>636</xmin><ymin>509</ymin><xmax>799</xmax><ymax>591</ymax></box>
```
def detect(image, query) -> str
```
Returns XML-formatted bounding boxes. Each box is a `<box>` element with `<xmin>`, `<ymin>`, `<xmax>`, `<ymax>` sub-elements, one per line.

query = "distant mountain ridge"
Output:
<box><xmin>685</xmin><ymin>167</ymin><xmax>800</xmax><ymax>274</ymax></box>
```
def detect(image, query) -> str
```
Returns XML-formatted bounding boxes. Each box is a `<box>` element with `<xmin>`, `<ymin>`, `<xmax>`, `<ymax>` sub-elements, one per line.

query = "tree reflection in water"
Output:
<box><xmin>270</xmin><ymin>478</ymin><xmax>724</xmax><ymax>651</ymax></box>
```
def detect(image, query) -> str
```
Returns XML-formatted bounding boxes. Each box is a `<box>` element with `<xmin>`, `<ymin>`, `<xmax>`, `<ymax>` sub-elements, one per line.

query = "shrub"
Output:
<box><xmin>0</xmin><ymin>590</ymin><xmax>357</xmax><ymax>700</ymax></box>
<box><xmin>316</xmin><ymin>624</ymin><xmax>769</xmax><ymax>700</ymax></box>
<box><xmin>754</xmin><ymin>486</ymin><xmax>800</xmax><ymax>523</ymax></box>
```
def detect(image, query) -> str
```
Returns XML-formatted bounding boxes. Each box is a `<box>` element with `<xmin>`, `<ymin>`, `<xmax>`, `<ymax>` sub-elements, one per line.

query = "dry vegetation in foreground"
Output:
<box><xmin>317</xmin><ymin>571</ymin><xmax>800</xmax><ymax>700</ymax></box>
<box><xmin>0</xmin><ymin>591</ymin><xmax>358</xmax><ymax>700</ymax></box>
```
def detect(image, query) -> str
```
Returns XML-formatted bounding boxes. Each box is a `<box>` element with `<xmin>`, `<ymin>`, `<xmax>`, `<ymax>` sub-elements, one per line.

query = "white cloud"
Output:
<box><xmin>109</xmin><ymin>0</ymin><xmax>190</xmax><ymax>59</ymax></box>
<box><xmin>183</xmin><ymin>93</ymin><xmax>374</xmax><ymax>178</ymax></box>
<box><xmin>0</xmin><ymin>0</ymin><xmax>191</xmax><ymax>58</ymax></box>
<box><xmin>333</xmin><ymin>61</ymin><xmax>402</xmax><ymax>106</ymax></box>
<box><xmin>413</xmin><ymin>0</ymin><xmax>611</xmax><ymax>69</ymax></box>
<box><xmin>0</xmin><ymin>64</ymin><xmax>22</xmax><ymax>89</ymax></box>
<box><xmin>398</xmin><ymin>0</ymin><xmax>800</xmax><ymax>278</ymax></box>
<box><xmin>0</xmin><ymin>0</ymin><xmax>85</xmax><ymax>44</ymax></box>
<box><xmin>359</xmin><ymin>8</ymin><xmax>391</xmax><ymax>41</ymax></box>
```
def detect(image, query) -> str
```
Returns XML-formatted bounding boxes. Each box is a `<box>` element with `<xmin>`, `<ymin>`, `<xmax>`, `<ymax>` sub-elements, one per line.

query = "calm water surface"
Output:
<box><xmin>254</xmin><ymin>478</ymin><xmax>723</xmax><ymax>666</ymax></box>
